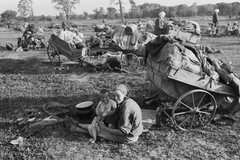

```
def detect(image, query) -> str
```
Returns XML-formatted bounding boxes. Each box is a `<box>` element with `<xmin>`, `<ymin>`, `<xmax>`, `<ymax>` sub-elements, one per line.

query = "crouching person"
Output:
<box><xmin>66</xmin><ymin>84</ymin><xmax>143</xmax><ymax>143</ymax></box>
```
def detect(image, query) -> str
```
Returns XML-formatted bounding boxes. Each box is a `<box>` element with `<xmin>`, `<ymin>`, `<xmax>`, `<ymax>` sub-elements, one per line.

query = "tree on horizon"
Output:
<box><xmin>110</xmin><ymin>0</ymin><xmax>124</xmax><ymax>23</ymax></box>
<box><xmin>52</xmin><ymin>0</ymin><xmax>80</xmax><ymax>21</ymax></box>
<box><xmin>18</xmin><ymin>0</ymin><xmax>34</xmax><ymax>17</ymax></box>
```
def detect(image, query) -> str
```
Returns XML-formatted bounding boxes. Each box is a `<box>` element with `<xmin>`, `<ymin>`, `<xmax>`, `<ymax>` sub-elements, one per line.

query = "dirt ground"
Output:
<box><xmin>0</xmin><ymin>25</ymin><xmax>240</xmax><ymax>159</ymax></box>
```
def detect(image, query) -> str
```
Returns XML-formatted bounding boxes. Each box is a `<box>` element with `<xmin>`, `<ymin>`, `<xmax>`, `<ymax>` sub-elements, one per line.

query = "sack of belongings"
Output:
<box><xmin>125</xmin><ymin>23</ymin><xmax>138</xmax><ymax>35</ymax></box>
<box><xmin>145</xmin><ymin>35</ymin><xmax>217</xmax><ymax>77</ymax></box>
<box><xmin>172</xmin><ymin>19</ymin><xmax>201</xmax><ymax>35</ymax></box>
<box><xmin>145</xmin><ymin>20</ymin><xmax>155</xmax><ymax>33</ymax></box>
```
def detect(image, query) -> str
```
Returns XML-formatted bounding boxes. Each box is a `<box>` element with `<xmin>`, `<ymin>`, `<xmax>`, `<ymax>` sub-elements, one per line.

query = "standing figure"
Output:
<box><xmin>212</xmin><ymin>9</ymin><xmax>219</xmax><ymax>33</ymax></box>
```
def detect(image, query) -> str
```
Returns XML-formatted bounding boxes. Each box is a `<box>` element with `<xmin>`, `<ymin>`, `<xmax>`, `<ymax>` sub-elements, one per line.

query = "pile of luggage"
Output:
<box><xmin>16</xmin><ymin>24</ymin><xmax>48</xmax><ymax>51</ymax></box>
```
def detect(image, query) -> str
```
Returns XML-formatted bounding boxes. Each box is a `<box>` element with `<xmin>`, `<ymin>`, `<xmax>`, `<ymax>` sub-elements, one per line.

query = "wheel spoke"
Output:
<box><xmin>174</xmin><ymin>110</ymin><xmax>193</xmax><ymax>116</ymax></box>
<box><xmin>190</xmin><ymin>114</ymin><xmax>196</xmax><ymax>129</ymax></box>
<box><xmin>191</xmin><ymin>93</ymin><xmax>196</xmax><ymax>108</ymax></box>
<box><xmin>196</xmin><ymin>93</ymin><xmax>206</xmax><ymax>109</ymax></box>
<box><xmin>178</xmin><ymin>115</ymin><xmax>191</xmax><ymax>126</ymax></box>
<box><xmin>197</xmin><ymin>111</ymin><xmax>211</xmax><ymax>115</ymax></box>
<box><xmin>200</xmin><ymin>102</ymin><xmax>212</xmax><ymax>109</ymax></box>
<box><xmin>180</xmin><ymin>101</ymin><xmax>193</xmax><ymax>110</ymax></box>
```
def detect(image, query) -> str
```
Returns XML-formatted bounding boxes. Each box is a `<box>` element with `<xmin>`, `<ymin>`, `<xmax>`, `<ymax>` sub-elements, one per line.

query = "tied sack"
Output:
<box><xmin>157</xmin><ymin>42</ymin><xmax>202</xmax><ymax>75</ymax></box>
<box><xmin>125</xmin><ymin>24</ymin><xmax>138</xmax><ymax>35</ymax></box>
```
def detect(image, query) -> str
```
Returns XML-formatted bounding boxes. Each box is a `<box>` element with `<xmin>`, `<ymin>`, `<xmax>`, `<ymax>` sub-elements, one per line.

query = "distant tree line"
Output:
<box><xmin>1</xmin><ymin>1</ymin><xmax>240</xmax><ymax>23</ymax></box>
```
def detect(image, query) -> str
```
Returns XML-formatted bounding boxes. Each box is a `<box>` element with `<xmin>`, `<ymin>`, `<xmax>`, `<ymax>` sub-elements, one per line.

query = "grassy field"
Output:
<box><xmin>0</xmin><ymin>22</ymin><xmax>240</xmax><ymax>159</ymax></box>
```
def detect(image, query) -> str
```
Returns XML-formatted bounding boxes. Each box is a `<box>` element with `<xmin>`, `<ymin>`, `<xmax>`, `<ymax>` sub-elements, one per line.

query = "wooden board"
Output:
<box><xmin>166</xmin><ymin>67</ymin><xmax>237</xmax><ymax>96</ymax></box>
<box><xmin>141</xmin><ymin>109</ymin><xmax>156</xmax><ymax>129</ymax></box>
<box><xmin>169</xmin><ymin>29</ymin><xmax>201</xmax><ymax>44</ymax></box>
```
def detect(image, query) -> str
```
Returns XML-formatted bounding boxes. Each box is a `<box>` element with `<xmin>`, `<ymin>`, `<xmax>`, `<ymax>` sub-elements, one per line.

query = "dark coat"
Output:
<box><xmin>212</xmin><ymin>12</ymin><xmax>219</xmax><ymax>24</ymax></box>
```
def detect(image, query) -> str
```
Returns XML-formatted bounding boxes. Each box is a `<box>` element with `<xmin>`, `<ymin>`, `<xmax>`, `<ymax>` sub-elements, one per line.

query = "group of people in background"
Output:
<box><xmin>226</xmin><ymin>21</ymin><xmax>240</xmax><ymax>36</ymax></box>
<box><xmin>16</xmin><ymin>22</ymin><xmax>48</xmax><ymax>51</ymax></box>
<box><xmin>54</xmin><ymin>21</ymin><xmax>86</xmax><ymax>50</ymax></box>
<box><xmin>208</xmin><ymin>9</ymin><xmax>239</xmax><ymax>36</ymax></box>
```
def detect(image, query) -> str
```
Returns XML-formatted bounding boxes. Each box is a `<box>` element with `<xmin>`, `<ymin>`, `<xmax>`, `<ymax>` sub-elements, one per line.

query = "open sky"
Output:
<box><xmin>0</xmin><ymin>0</ymin><xmax>238</xmax><ymax>16</ymax></box>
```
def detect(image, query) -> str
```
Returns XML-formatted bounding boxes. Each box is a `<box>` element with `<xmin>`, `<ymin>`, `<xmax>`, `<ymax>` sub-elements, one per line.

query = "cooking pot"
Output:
<box><xmin>75</xmin><ymin>101</ymin><xmax>94</xmax><ymax>118</ymax></box>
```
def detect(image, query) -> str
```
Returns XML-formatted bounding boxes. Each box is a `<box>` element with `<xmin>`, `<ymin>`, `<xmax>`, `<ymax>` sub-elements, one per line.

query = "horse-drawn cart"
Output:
<box><xmin>47</xmin><ymin>34</ymin><xmax>89</xmax><ymax>65</ymax></box>
<box><xmin>145</xmin><ymin>36</ymin><xmax>240</xmax><ymax>131</ymax></box>
<box><xmin>47</xmin><ymin>34</ymin><xmax>144</xmax><ymax>72</ymax></box>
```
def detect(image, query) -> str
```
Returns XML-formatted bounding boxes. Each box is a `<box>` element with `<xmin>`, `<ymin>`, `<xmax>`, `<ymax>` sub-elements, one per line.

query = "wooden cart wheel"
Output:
<box><xmin>172</xmin><ymin>89</ymin><xmax>217</xmax><ymax>131</ymax></box>
<box><xmin>121</xmin><ymin>53</ymin><xmax>140</xmax><ymax>72</ymax></box>
<box><xmin>47</xmin><ymin>44</ymin><xmax>60</xmax><ymax>65</ymax></box>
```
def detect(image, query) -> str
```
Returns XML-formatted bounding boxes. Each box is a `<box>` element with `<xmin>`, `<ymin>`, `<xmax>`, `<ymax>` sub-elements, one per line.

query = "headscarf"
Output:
<box><xmin>159</xmin><ymin>11</ymin><xmax>166</xmax><ymax>19</ymax></box>
<box><xmin>214</xmin><ymin>9</ymin><xmax>219</xmax><ymax>13</ymax></box>
<box><xmin>114</xmin><ymin>84</ymin><xmax>129</xmax><ymax>95</ymax></box>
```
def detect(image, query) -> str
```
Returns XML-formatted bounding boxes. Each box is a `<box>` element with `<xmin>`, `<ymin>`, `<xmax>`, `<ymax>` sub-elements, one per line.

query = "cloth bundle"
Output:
<box><xmin>112</xmin><ymin>25</ymin><xmax>142</xmax><ymax>50</ymax></box>
<box><xmin>145</xmin><ymin>35</ymin><xmax>217</xmax><ymax>78</ymax></box>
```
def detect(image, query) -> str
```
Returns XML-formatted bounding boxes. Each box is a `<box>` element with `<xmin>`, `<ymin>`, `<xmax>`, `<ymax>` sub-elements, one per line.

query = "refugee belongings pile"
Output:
<box><xmin>111</xmin><ymin>23</ymin><xmax>157</xmax><ymax>56</ymax></box>
<box><xmin>14</xmin><ymin>102</ymin><xmax>69</xmax><ymax>136</ymax></box>
<box><xmin>16</xmin><ymin>24</ymin><xmax>48</xmax><ymax>51</ymax></box>
<box><xmin>145</xmin><ymin>35</ymin><xmax>240</xmax><ymax>114</ymax></box>
<box><xmin>82</xmin><ymin>51</ymin><xmax>122</xmax><ymax>72</ymax></box>
<box><xmin>167</xmin><ymin>19</ymin><xmax>201</xmax><ymax>44</ymax></box>
<box><xmin>146</xmin><ymin>18</ymin><xmax>201</xmax><ymax>44</ymax></box>
<box><xmin>89</xmin><ymin>23</ymin><xmax>156</xmax><ymax>57</ymax></box>
<box><xmin>89</xmin><ymin>24</ymin><xmax>114</xmax><ymax>48</ymax></box>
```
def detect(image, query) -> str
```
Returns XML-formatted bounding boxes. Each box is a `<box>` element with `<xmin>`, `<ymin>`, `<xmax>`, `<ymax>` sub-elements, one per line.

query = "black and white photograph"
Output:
<box><xmin>0</xmin><ymin>0</ymin><xmax>240</xmax><ymax>159</ymax></box>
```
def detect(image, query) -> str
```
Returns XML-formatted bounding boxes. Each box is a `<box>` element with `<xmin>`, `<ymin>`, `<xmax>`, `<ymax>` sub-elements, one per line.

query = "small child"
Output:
<box><xmin>207</xmin><ymin>23</ymin><xmax>216</xmax><ymax>37</ymax></box>
<box><xmin>88</xmin><ymin>89</ymin><xmax>117</xmax><ymax>143</ymax></box>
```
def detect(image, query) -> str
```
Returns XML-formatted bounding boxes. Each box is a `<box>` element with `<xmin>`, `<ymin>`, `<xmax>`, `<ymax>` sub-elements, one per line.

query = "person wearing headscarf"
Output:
<box><xmin>65</xmin><ymin>84</ymin><xmax>143</xmax><ymax>143</ymax></box>
<box><xmin>154</xmin><ymin>11</ymin><xmax>168</xmax><ymax>35</ymax></box>
<box><xmin>212</xmin><ymin>9</ymin><xmax>219</xmax><ymax>31</ymax></box>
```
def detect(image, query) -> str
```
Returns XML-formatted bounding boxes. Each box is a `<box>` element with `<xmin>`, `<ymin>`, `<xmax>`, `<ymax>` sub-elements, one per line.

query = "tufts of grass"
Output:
<box><xmin>0</xmin><ymin>29</ymin><xmax>240</xmax><ymax>159</ymax></box>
